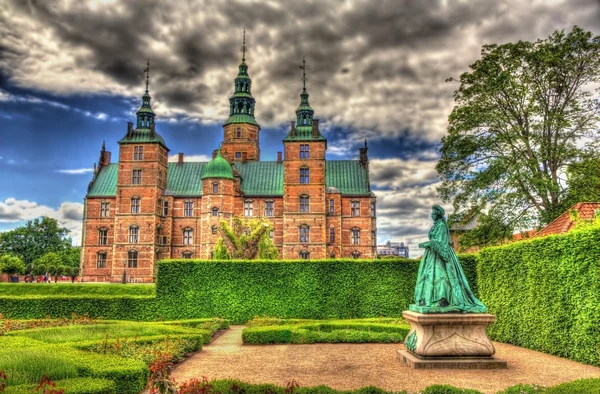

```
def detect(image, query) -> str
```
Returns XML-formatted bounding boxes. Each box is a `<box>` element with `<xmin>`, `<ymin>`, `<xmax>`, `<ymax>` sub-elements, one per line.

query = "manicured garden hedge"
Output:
<box><xmin>478</xmin><ymin>226</ymin><xmax>600</xmax><ymax>366</ymax></box>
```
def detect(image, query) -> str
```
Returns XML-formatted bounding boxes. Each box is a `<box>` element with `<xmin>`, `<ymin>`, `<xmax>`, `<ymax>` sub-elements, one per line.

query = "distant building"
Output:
<box><xmin>377</xmin><ymin>240</ymin><xmax>409</xmax><ymax>258</ymax></box>
<box><xmin>532</xmin><ymin>202</ymin><xmax>600</xmax><ymax>238</ymax></box>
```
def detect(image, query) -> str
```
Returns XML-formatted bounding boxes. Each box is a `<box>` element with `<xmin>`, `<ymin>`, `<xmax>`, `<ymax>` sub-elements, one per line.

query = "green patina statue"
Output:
<box><xmin>409</xmin><ymin>204</ymin><xmax>486</xmax><ymax>314</ymax></box>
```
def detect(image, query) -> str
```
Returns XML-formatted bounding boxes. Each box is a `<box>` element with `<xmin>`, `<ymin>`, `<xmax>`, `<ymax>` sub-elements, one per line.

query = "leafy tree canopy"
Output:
<box><xmin>213</xmin><ymin>217</ymin><xmax>278</xmax><ymax>260</ymax></box>
<box><xmin>563</xmin><ymin>155</ymin><xmax>600</xmax><ymax>207</ymax></box>
<box><xmin>439</xmin><ymin>26</ymin><xmax>600</xmax><ymax>247</ymax></box>
<box><xmin>0</xmin><ymin>217</ymin><xmax>72</xmax><ymax>264</ymax></box>
<box><xmin>0</xmin><ymin>255</ymin><xmax>26</xmax><ymax>276</ymax></box>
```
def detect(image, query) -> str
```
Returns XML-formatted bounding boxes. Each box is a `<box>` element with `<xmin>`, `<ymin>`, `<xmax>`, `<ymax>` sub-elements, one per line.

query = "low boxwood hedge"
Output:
<box><xmin>4</xmin><ymin>377</ymin><xmax>116</xmax><ymax>394</ymax></box>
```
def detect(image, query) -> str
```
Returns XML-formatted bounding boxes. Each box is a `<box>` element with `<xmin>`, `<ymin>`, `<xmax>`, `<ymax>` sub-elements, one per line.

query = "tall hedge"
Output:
<box><xmin>477</xmin><ymin>226</ymin><xmax>600</xmax><ymax>365</ymax></box>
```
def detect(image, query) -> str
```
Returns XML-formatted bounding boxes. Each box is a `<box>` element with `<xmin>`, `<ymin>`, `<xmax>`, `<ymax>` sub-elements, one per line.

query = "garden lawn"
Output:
<box><xmin>242</xmin><ymin>318</ymin><xmax>410</xmax><ymax>344</ymax></box>
<box><xmin>0</xmin><ymin>283</ymin><xmax>155</xmax><ymax>297</ymax></box>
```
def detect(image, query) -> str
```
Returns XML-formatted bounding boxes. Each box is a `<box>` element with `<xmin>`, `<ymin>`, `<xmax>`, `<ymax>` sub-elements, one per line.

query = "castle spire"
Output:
<box><xmin>225</xmin><ymin>29</ymin><xmax>258</xmax><ymax>126</ymax></box>
<box><xmin>144</xmin><ymin>59</ymin><xmax>150</xmax><ymax>94</ymax></box>
<box><xmin>241</xmin><ymin>28</ymin><xmax>246</xmax><ymax>62</ymax></box>
<box><xmin>300</xmin><ymin>56</ymin><xmax>307</xmax><ymax>91</ymax></box>
<box><xmin>295</xmin><ymin>56</ymin><xmax>314</xmax><ymax>128</ymax></box>
<box><xmin>136</xmin><ymin>59</ymin><xmax>155</xmax><ymax>128</ymax></box>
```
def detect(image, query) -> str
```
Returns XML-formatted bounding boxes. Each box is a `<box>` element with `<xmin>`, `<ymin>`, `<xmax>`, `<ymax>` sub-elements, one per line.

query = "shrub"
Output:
<box><xmin>421</xmin><ymin>385</ymin><xmax>482</xmax><ymax>394</ymax></box>
<box><xmin>545</xmin><ymin>378</ymin><xmax>600</xmax><ymax>394</ymax></box>
<box><xmin>478</xmin><ymin>226</ymin><xmax>600</xmax><ymax>365</ymax></box>
<box><xmin>0</xmin><ymin>255</ymin><xmax>26</xmax><ymax>276</ymax></box>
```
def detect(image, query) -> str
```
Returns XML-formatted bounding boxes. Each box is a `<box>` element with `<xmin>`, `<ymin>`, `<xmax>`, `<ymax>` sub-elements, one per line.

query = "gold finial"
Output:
<box><xmin>241</xmin><ymin>28</ymin><xmax>246</xmax><ymax>61</ymax></box>
<box><xmin>144</xmin><ymin>59</ymin><xmax>150</xmax><ymax>93</ymax></box>
<box><xmin>300</xmin><ymin>56</ymin><xmax>307</xmax><ymax>91</ymax></box>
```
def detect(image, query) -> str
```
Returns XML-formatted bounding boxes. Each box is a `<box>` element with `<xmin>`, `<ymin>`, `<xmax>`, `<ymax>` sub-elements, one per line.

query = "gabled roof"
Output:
<box><xmin>87</xmin><ymin>160</ymin><xmax>371</xmax><ymax>198</ymax></box>
<box><xmin>533</xmin><ymin>202</ymin><xmax>600</xmax><ymax>238</ymax></box>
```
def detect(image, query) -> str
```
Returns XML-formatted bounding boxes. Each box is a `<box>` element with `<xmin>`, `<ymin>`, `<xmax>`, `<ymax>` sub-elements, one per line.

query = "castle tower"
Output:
<box><xmin>113</xmin><ymin>60</ymin><xmax>170</xmax><ymax>281</ymax></box>
<box><xmin>220</xmin><ymin>30</ymin><xmax>261</xmax><ymax>163</ymax></box>
<box><xmin>200</xmin><ymin>149</ymin><xmax>235</xmax><ymax>257</ymax></box>
<box><xmin>282</xmin><ymin>58</ymin><xmax>328</xmax><ymax>259</ymax></box>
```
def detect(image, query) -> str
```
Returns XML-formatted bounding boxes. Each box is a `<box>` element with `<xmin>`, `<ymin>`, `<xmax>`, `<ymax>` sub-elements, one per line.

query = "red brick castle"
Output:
<box><xmin>81</xmin><ymin>41</ymin><xmax>377</xmax><ymax>282</ymax></box>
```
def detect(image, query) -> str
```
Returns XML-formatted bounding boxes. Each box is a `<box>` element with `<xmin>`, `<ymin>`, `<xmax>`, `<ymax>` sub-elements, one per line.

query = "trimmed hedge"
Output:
<box><xmin>478</xmin><ymin>226</ymin><xmax>600</xmax><ymax>365</ymax></box>
<box><xmin>0</xmin><ymin>283</ymin><xmax>155</xmax><ymax>297</ymax></box>
<box><xmin>4</xmin><ymin>377</ymin><xmax>116</xmax><ymax>394</ymax></box>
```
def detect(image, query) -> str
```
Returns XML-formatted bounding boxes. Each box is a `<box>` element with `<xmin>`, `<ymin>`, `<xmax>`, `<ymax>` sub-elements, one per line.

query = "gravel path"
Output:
<box><xmin>171</xmin><ymin>326</ymin><xmax>600</xmax><ymax>394</ymax></box>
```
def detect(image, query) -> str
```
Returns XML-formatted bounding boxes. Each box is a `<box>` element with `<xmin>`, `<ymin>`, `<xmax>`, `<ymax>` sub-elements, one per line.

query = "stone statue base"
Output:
<box><xmin>398</xmin><ymin>310</ymin><xmax>507</xmax><ymax>369</ymax></box>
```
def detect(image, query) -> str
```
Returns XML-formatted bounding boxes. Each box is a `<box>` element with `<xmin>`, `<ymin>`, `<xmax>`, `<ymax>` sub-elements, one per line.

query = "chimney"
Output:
<box><xmin>212</xmin><ymin>149</ymin><xmax>218</xmax><ymax>159</ymax></box>
<box><xmin>127</xmin><ymin>122</ymin><xmax>133</xmax><ymax>138</ymax></box>
<box><xmin>150</xmin><ymin>123</ymin><xmax>156</xmax><ymax>138</ymax></box>
<box><xmin>312</xmin><ymin>119</ymin><xmax>319</xmax><ymax>138</ymax></box>
<box><xmin>290</xmin><ymin>121</ymin><xmax>296</xmax><ymax>137</ymax></box>
<box><xmin>277</xmin><ymin>151</ymin><xmax>283</xmax><ymax>163</ymax></box>
<box><xmin>178</xmin><ymin>152</ymin><xmax>184</xmax><ymax>164</ymax></box>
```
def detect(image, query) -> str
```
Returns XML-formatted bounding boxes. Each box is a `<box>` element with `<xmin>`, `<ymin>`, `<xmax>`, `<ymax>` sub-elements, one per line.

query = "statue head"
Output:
<box><xmin>431</xmin><ymin>204</ymin><xmax>445</xmax><ymax>221</ymax></box>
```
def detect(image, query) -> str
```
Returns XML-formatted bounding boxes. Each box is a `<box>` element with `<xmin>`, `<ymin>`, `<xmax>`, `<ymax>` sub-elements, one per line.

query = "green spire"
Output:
<box><xmin>202</xmin><ymin>149</ymin><xmax>234</xmax><ymax>180</ymax></box>
<box><xmin>296</xmin><ymin>57</ymin><xmax>314</xmax><ymax>128</ymax></box>
<box><xmin>225</xmin><ymin>29</ymin><xmax>258</xmax><ymax>126</ymax></box>
<box><xmin>136</xmin><ymin>59</ymin><xmax>155</xmax><ymax>128</ymax></box>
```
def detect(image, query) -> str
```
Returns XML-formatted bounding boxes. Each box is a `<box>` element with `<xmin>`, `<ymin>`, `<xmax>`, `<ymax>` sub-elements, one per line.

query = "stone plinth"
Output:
<box><xmin>399</xmin><ymin>310</ymin><xmax>507</xmax><ymax>369</ymax></box>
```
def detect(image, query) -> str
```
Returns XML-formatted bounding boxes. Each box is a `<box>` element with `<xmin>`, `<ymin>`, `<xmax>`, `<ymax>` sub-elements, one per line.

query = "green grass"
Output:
<box><xmin>0</xmin><ymin>283</ymin><xmax>155</xmax><ymax>297</ymax></box>
<box><xmin>242</xmin><ymin>318</ymin><xmax>410</xmax><ymax>344</ymax></box>
<box><xmin>0</xmin><ymin>348</ymin><xmax>80</xmax><ymax>386</ymax></box>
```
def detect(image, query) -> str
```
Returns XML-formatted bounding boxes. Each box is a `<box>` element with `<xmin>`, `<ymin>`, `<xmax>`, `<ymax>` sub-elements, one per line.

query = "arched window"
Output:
<box><xmin>129</xmin><ymin>226</ymin><xmax>139</xmax><ymax>243</ymax></box>
<box><xmin>299</xmin><ymin>224</ymin><xmax>310</xmax><ymax>243</ymax></box>
<box><xmin>96</xmin><ymin>252</ymin><xmax>107</xmax><ymax>268</ymax></box>
<box><xmin>131</xmin><ymin>197</ymin><xmax>141</xmax><ymax>214</ymax></box>
<box><xmin>300</xmin><ymin>167</ymin><xmax>309</xmax><ymax>184</ymax></box>
<box><xmin>299</xmin><ymin>250</ymin><xmax>310</xmax><ymax>260</ymax></box>
<box><xmin>183</xmin><ymin>228</ymin><xmax>193</xmax><ymax>245</ymax></box>
<box><xmin>127</xmin><ymin>250</ymin><xmax>138</xmax><ymax>268</ymax></box>
<box><xmin>132</xmin><ymin>169</ymin><xmax>142</xmax><ymax>185</ymax></box>
<box><xmin>351</xmin><ymin>228</ymin><xmax>360</xmax><ymax>245</ymax></box>
<box><xmin>299</xmin><ymin>195</ymin><xmax>309</xmax><ymax>213</ymax></box>
<box><xmin>212</xmin><ymin>207</ymin><xmax>219</xmax><ymax>217</ymax></box>
<box><xmin>98</xmin><ymin>228</ymin><xmax>108</xmax><ymax>245</ymax></box>
<box><xmin>182</xmin><ymin>252</ymin><xmax>193</xmax><ymax>259</ymax></box>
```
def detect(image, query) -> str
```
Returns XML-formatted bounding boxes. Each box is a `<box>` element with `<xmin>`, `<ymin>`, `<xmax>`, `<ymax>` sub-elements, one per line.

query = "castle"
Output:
<box><xmin>80</xmin><ymin>39</ymin><xmax>377</xmax><ymax>282</ymax></box>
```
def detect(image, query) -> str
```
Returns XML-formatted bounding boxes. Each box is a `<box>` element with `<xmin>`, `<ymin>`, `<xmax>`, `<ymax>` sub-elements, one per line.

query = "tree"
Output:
<box><xmin>34</xmin><ymin>264</ymin><xmax>47</xmax><ymax>275</ymax></box>
<box><xmin>34</xmin><ymin>252</ymin><xmax>62</xmax><ymax>272</ymax></box>
<box><xmin>564</xmin><ymin>156</ymin><xmax>600</xmax><ymax>207</ymax></box>
<box><xmin>0</xmin><ymin>217</ymin><xmax>71</xmax><ymax>264</ymax></box>
<box><xmin>58</xmin><ymin>247</ymin><xmax>81</xmax><ymax>269</ymax></box>
<box><xmin>0</xmin><ymin>255</ymin><xmax>26</xmax><ymax>276</ymax></box>
<box><xmin>438</xmin><ymin>26</ymin><xmax>600</xmax><ymax>238</ymax></box>
<box><xmin>213</xmin><ymin>217</ymin><xmax>278</xmax><ymax>260</ymax></box>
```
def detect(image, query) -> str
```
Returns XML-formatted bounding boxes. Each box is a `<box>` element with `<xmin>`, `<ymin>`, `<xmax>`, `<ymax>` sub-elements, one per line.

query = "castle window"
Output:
<box><xmin>131</xmin><ymin>197</ymin><xmax>141</xmax><ymax>214</ymax></box>
<box><xmin>352</xmin><ymin>252</ymin><xmax>361</xmax><ymax>259</ymax></box>
<box><xmin>351</xmin><ymin>201</ymin><xmax>360</xmax><ymax>216</ymax></box>
<box><xmin>132</xmin><ymin>169</ymin><xmax>142</xmax><ymax>185</ymax></box>
<box><xmin>299</xmin><ymin>224</ymin><xmax>310</xmax><ymax>243</ymax></box>
<box><xmin>182</xmin><ymin>252</ymin><xmax>193</xmax><ymax>259</ymax></box>
<box><xmin>129</xmin><ymin>226</ymin><xmax>139</xmax><ymax>243</ymax></box>
<box><xmin>300</xmin><ymin>167</ymin><xmax>309</xmax><ymax>184</ymax></box>
<box><xmin>211</xmin><ymin>225</ymin><xmax>217</xmax><ymax>235</ymax></box>
<box><xmin>134</xmin><ymin>146</ymin><xmax>144</xmax><ymax>160</ymax></box>
<box><xmin>329</xmin><ymin>199</ymin><xmax>334</xmax><ymax>214</ymax></box>
<box><xmin>371</xmin><ymin>230</ymin><xmax>377</xmax><ymax>247</ymax></box>
<box><xmin>162</xmin><ymin>200</ymin><xmax>169</xmax><ymax>216</ymax></box>
<box><xmin>299</xmin><ymin>250</ymin><xmax>310</xmax><ymax>260</ymax></box>
<box><xmin>183</xmin><ymin>228</ymin><xmax>193</xmax><ymax>245</ymax></box>
<box><xmin>244</xmin><ymin>201</ymin><xmax>253</xmax><ymax>217</ymax></box>
<box><xmin>352</xmin><ymin>228</ymin><xmax>361</xmax><ymax>245</ymax></box>
<box><xmin>213</xmin><ymin>183</ymin><xmax>219</xmax><ymax>194</ymax></box>
<box><xmin>98</xmin><ymin>228</ymin><xmax>108</xmax><ymax>245</ymax></box>
<box><xmin>329</xmin><ymin>228</ymin><xmax>335</xmax><ymax>243</ymax></box>
<box><xmin>184</xmin><ymin>201</ymin><xmax>194</xmax><ymax>217</ymax></box>
<box><xmin>96</xmin><ymin>252</ymin><xmax>106</xmax><ymax>269</ymax></box>
<box><xmin>128</xmin><ymin>250</ymin><xmax>138</xmax><ymax>268</ymax></box>
<box><xmin>236</xmin><ymin>128</ymin><xmax>242</xmax><ymax>138</ymax></box>
<box><xmin>300</xmin><ymin>144</ymin><xmax>309</xmax><ymax>159</ymax></box>
<box><xmin>156</xmin><ymin>227</ymin><xmax>167</xmax><ymax>245</ymax></box>
<box><xmin>371</xmin><ymin>202</ymin><xmax>376</xmax><ymax>218</ymax></box>
<box><xmin>235</xmin><ymin>152</ymin><xmax>242</xmax><ymax>159</ymax></box>
<box><xmin>264</xmin><ymin>201</ymin><xmax>274</xmax><ymax>217</ymax></box>
<box><xmin>300</xmin><ymin>195</ymin><xmax>309</xmax><ymax>213</ymax></box>
<box><xmin>100</xmin><ymin>202</ymin><xmax>110</xmax><ymax>217</ymax></box>
<box><xmin>212</xmin><ymin>207</ymin><xmax>219</xmax><ymax>217</ymax></box>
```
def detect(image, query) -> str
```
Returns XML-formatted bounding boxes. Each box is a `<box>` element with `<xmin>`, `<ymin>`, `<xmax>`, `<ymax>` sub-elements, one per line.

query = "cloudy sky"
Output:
<box><xmin>1</xmin><ymin>0</ymin><xmax>599</xmax><ymax>256</ymax></box>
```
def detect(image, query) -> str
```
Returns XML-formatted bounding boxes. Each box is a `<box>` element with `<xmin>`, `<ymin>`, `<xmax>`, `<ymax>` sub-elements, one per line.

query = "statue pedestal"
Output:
<box><xmin>397</xmin><ymin>310</ymin><xmax>507</xmax><ymax>369</ymax></box>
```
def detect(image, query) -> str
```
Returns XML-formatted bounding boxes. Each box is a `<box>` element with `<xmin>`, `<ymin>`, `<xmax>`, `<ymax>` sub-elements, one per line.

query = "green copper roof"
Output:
<box><xmin>136</xmin><ymin>107</ymin><xmax>155</xmax><ymax>114</ymax></box>
<box><xmin>283</xmin><ymin>126</ymin><xmax>327</xmax><ymax>141</ymax></box>
<box><xmin>87</xmin><ymin>160</ymin><xmax>369</xmax><ymax>198</ymax></box>
<box><xmin>326</xmin><ymin>161</ymin><xmax>370</xmax><ymax>195</ymax></box>
<box><xmin>201</xmin><ymin>150</ymin><xmax>234</xmax><ymax>180</ymax></box>
<box><xmin>118</xmin><ymin>128</ymin><xmax>168</xmax><ymax>149</ymax></box>
<box><xmin>234</xmin><ymin>161</ymin><xmax>284</xmax><ymax>196</ymax></box>
<box><xmin>87</xmin><ymin>164</ymin><xmax>119</xmax><ymax>197</ymax></box>
<box><xmin>230</xmin><ymin>92</ymin><xmax>254</xmax><ymax>99</ymax></box>
<box><xmin>224</xmin><ymin>113</ymin><xmax>259</xmax><ymax>126</ymax></box>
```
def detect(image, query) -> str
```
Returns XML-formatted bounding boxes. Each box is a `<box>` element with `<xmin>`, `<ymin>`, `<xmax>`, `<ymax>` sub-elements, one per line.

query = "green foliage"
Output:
<box><xmin>0</xmin><ymin>283</ymin><xmax>155</xmax><ymax>296</ymax></box>
<box><xmin>58</xmin><ymin>247</ymin><xmax>81</xmax><ymax>269</ymax></box>
<box><xmin>4</xmin><ymin>377</ymin><xmax>117</xmax><ymax>394</ymax></box>
<box><xmin>0</xmin><ymin>217</ymin><xmax>72</xmax><ymax>264</ymax></box>
<box><xmin>0</xmin><ymin>255</ymin><xmax>26</xmax><ymax>276</ymax></box>
<box><xmin>33</xmin><ymin>252</ymin><xmax>62</xmax><ymax>274</ymax></box>
<box><xmin>544</xmin><ymin>378</ymin><xmax>600</xmax><ymax>394</ymax></box>
<box><xmin>452</xmin><ymin>213</ymin><xmax>514</xmax><ymax>250</ymax></box>
<box><xmin>496</xmin><ymin>384</ymin><xmax>546</xmax><ymax>394</ymax></box>
<box><xmin>34</xmin><ymin>264</ymin><xmax>46</xmax><ymax>275</ymax></box>
<box><xmin>242</xmin><ymin>319</ymin><xmax>410</xmax><ymax>344</ymax></box>
<box><xmin>438</xmin><ymin>26</ymin><xmax>600</xmax><ymax>233</ymax></box>
<box><xmin>478</xmin><ymin>225</ymin><xmax>600</xmax><ymax>365</ymax></box>
<box><xmin>564</xmin><ymin>156</ymin><xmax>600</xmax><ymax>208</ymax></box>
<box><xmin>422</xmin><ymin>386</ymin><xmax>482</xmax><ymax>394</ymax></box>
<box><xmin>214</xmin><ymin>217</ymin><xmax>278</xmax><ymax>259</ymax></box>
